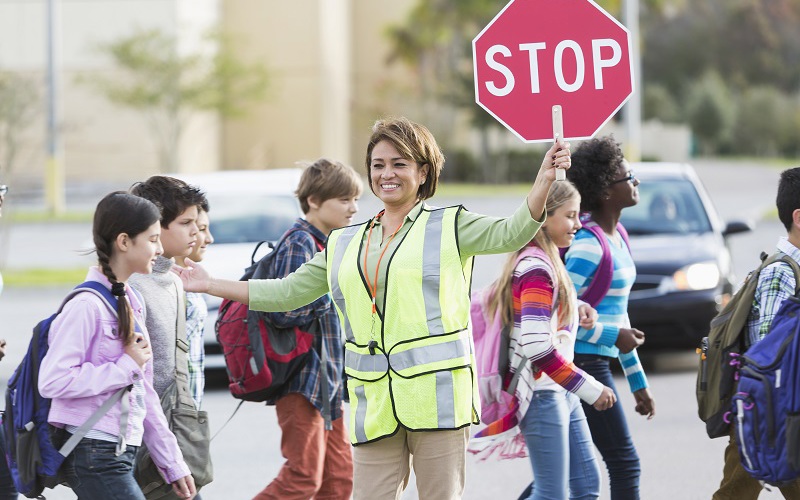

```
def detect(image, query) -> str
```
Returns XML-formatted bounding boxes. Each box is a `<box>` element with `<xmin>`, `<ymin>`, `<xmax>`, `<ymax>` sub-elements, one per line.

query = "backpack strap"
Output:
<box><xmin>762</xmin><ymin>252</ymin><xmax>800</xmax><ymax>295</ymax></box>
<box><xmin>251</xmin><ymin>227</ymin><xmax>325</xmax><ymax>266</ymax></box>
<box><xmin>172</xmin><ymin>282</ymin><xmax>196</xmax><ymax>411</ymax></box>
<box><xmin>577</xmin><ymin>218</ymin><xmax>631</xmax><ymax>308</ymax></box>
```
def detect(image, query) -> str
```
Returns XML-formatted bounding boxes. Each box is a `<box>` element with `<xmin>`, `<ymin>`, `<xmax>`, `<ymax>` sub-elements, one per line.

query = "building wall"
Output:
<box><xmin>220</xmin><ymin>0</ymin><xmax>417</xmax><ymax>174</ymax></box>
<box><xmin>0</xmin><ymin>0</ymin><xmax>220</xmax><ymax>186</ymax></box>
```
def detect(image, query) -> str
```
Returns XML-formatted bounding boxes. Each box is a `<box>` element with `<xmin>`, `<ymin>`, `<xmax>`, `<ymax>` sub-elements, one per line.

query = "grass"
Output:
<box><xmin>6</xmin><ymin>210</ymin><xmax>93</xmax><ymax>224</ymax></box>
<box><xmin>435</xmin><ymin>183</ymin><xmax>531</xmax><ymax>198</ymax></box>
<box><xmin>3</xmin><ymin>267</ymin><xmax>87</xmax><ymax>287</ymax></box>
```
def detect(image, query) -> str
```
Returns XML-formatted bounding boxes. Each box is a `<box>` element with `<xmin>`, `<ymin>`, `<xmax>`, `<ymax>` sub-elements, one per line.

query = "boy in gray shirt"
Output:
<box><xmin>128</xmin><ymin>176</ymin><xmax>207</xmax><ymax>398</ymax></box>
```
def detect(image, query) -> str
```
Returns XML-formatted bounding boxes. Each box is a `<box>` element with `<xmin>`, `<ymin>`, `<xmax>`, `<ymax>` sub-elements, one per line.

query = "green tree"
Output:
<box><xmin>731</xmin><ymin>86</ymin><xmax>799</xmax><ymax>157</ymax></box>
<box><xmin>643</xmin><ymin>83</ymin><xmax>681</xmax><ymax>123</ymax></box>
<box><xmin>83</xmin><ymin>29</ymin><xmax>268</xmax><ymax>172</ymax></box>
<box><xmin>0</xmin><ymin>71</ymin><xmax>40</xmax><ymax>179</ymax></box>
<box><xmin>685</xmin><ymin>71</ymin><xmax>735</xmax><ymax>155</ymax></box>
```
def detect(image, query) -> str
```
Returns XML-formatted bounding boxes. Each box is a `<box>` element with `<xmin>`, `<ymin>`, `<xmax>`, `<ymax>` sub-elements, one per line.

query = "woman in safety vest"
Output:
<box><xmin>174</xmin><ymin>117</ymin><xmax>571</xmax><ymax>499</ymax></box>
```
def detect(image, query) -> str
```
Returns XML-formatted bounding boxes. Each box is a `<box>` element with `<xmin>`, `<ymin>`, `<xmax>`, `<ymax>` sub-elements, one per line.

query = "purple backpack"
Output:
<box><xmin>565</xmin><ymin>215</ymin><xmax>630</xmax><ymax>307</ymax></box>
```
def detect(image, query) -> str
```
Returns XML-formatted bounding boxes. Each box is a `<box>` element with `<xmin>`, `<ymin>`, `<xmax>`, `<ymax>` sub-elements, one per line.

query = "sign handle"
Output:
<box><xmin>552</xmin><ymin>105</ymin><xmax>565</xmax><ymax>181</ymax></box>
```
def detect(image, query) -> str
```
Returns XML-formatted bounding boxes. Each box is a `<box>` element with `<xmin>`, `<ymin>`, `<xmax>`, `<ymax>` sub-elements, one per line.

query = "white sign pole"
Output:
<box><xmin>552</xmin><ymin>105</ymin><xmax>566</xmax><ymax>181</ymax></box>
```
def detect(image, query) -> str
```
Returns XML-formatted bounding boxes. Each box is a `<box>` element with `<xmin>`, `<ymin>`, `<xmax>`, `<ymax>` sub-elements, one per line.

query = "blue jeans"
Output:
<box><xmin>62</xmin><ymin>438</ymin><xmax>144</xmax><ymax>500</ymax></box>
<box><xmin>518</xmin><ymin>390</ymin><xmax>600</xmax><ymax>500</ymax></box>
<box><xmin>0</xmin><ymin>419</ymin><xmax>18</xmax><ymax>500</ymax></box>
<box><xmin>573</xmin><ymin>354</ymin><xmax>641</xmax><ymax>500</ymax></box>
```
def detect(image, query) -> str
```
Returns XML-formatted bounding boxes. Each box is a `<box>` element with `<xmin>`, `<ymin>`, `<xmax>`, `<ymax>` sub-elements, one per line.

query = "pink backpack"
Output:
<box><xmin>469</xmin><ymin>245</ymin><xmax>546</xmax><ymax>460</ymax></box>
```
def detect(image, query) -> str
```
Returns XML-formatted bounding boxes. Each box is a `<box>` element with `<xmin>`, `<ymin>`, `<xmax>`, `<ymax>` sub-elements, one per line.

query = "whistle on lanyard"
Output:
<box><xmin>368</xmin><ymin>340</ymin><xmax>378</xmax><ymax>355</ymax></box>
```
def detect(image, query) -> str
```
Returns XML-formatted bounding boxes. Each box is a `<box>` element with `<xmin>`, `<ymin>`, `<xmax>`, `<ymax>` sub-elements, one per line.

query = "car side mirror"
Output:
<box><xmin>722</xmin><ymin>219</ymin><xmax>753</xmax><ymax>237</ymax></box>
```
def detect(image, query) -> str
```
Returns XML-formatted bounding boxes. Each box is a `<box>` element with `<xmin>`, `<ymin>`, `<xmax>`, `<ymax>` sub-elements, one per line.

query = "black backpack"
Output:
<box><xmin>696</xmin><ymin>251</ymin><xmax>800</xmax><ymax>438</ymax></box>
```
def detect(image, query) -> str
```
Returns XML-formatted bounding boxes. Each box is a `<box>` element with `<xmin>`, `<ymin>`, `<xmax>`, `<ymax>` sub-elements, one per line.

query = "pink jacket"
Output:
<box><xmin>39</xmin><ymin>267</ymin><xmax>191</xmax><ymax>483</ymax></box>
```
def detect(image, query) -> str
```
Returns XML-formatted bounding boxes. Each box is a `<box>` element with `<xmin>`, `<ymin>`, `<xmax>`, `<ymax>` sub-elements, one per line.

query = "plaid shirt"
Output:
<box><xmin>265</xmin><ymin>219</ymin><xmax>344</xmax><ymax>420</ymax></box>
<box><xmin>185</xmin><ymin>291</ymin><xmax>207</xmax><ymax>409</ymax></box>
<box><xmin>746</xmin><ymin>237</ymin><xmax>800</xmax><ymax>348</ymax></box>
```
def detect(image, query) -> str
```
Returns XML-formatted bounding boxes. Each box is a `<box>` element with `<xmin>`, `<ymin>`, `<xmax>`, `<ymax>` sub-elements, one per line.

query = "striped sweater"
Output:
<box><xmin>508</xmin><ymin>248</ymin><xmax>604</xmax><ymax>420</ymax></box>
<box><xmin>565</xmin><ymin>228</ymin><xmax>648</xmax><ymax>393</ymax></box>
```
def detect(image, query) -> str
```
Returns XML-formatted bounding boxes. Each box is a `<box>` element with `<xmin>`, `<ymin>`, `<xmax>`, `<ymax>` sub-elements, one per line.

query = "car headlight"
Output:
<box><xmin>672</xmin><ymin>261</ymin><xmax>720</xmax><ymax>291</ymax></box>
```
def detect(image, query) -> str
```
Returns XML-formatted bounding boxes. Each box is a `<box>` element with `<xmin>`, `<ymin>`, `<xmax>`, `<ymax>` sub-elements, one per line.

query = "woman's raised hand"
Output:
<box><xmin>539</xmin><ymin>139</ymin><xmax>571</xmax><ymax>182</ymax></box>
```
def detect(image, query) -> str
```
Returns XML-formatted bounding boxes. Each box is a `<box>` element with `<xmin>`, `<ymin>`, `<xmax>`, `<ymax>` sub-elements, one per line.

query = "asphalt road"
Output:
<box><xmin>0</xmin><ymin>158</ymin><xmax>789</xmax><ymax>499</ymax></box>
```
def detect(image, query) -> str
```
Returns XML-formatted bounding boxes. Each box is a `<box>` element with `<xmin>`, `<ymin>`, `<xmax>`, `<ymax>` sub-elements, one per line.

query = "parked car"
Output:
<box><xmin>620</xmin><ymin>163</ymin><xmax>752</xmax><ymax>349</ymax></box>
<box><xmin>175</xmin><ymin>169</ymin><xmax>304</xmax><ymax>371</ymax></box>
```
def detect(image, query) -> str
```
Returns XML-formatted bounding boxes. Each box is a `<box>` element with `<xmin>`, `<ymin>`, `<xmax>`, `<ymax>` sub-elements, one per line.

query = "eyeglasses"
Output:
<box><xmin>0</xmin><ymin>185</ymin><xmax>7</xmax><ymax>196</ymax></box>
<box><xmin>610</xmin><ymin>172</ymin><xmax>636</xmax><ymax>185</ymax></box>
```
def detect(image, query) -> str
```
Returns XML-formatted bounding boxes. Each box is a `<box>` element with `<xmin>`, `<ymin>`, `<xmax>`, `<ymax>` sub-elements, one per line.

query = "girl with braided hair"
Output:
<box><xmin>39</xmin><ymin>191</ymin><xmax>196</xmax><ymax>499</ymax></box>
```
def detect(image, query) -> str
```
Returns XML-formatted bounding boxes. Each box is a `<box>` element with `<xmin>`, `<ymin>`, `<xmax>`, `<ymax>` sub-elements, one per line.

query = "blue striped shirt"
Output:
<box><xmin>565</xmin><ymin>228</ymin><xmax>648</xmax><ymax>392</ymax></box>
<box><xmin>745</xmin><ymin>237</ymin><xmax>800</xmax><ymax>348</ymax></box>
<box><xmin>265</xmin><ymin>219</ymin><xmax>343</xmax><ymax>420</ymax></box>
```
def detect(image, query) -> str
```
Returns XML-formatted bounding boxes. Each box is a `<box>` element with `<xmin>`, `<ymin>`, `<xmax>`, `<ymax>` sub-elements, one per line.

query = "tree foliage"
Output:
<box><xmin>83</xmin><ymin>28</ymin><xmax>269</xmax><ymax>172</ymax></box>
<box><xmin>642</xmin><ymin>0</ymin><xmax>800</xmax><ymax>154</ymax></box>
<box><xmin>0</xmin><ymin>71</ymin><xmax>40</xmax><ymax>179</ymax></box>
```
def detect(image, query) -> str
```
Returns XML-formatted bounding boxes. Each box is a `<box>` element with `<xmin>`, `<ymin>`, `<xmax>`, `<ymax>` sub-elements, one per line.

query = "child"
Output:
<box><xmin>712</xmin><ymin>167</ymin><xmax>800</xmax><ymax>499</ymax></box>
<box><xmin>38</xmin><ymin>192</ymin><xmax>195</xmax><ymax>499</ymax></box>
<box><xmin>128</xmin><ymin>176</ymin><xmax>210</xmax><ymax>497</ymax></box>
<box><xmin>252</xmin><ymin>158</ymin><xmax>362</xmax><ymax>500</ymax></box>
<box><xmin>128</xmin><ymin>176</ymin><xmax>206</xmax><ymax>400</ymax></box>
<box><xmin>175</xmin><ymin>203</ymin><xmax>214</xmax><ymax>409</ymax></box>
<box><xmin>565</xmin><ymin>136</ymin><xmax>655</xmax><ymax>500</ymax></box>
<box><xmin>488</xmin><ymin>180</ymin><xmax>616</xmax><ymax>500</ymax></box>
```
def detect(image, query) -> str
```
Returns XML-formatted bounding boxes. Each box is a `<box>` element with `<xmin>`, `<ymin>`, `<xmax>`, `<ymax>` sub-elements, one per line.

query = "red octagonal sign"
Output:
<box><xmin>473</xmin><ymin>0</ymin><xmax>634</xmax><ymax>143</ymax></box>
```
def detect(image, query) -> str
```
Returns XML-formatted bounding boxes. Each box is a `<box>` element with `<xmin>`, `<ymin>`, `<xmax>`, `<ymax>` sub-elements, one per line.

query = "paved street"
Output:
<box><xmin>0</xmin><ymin>158</ymin><xmax>791</xmax><ymax>499</ymax></box>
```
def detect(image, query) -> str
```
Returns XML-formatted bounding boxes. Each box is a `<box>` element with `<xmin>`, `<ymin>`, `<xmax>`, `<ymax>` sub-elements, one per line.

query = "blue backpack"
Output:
<box><xmin>729</xmin><ymin>294</ymin><xmax>800</xmax><ymax>486</ymax></box>
<box><xmin>3</xmin><ymin>281</ymin><xmax>133</xmax><ymax>498</ymax></box>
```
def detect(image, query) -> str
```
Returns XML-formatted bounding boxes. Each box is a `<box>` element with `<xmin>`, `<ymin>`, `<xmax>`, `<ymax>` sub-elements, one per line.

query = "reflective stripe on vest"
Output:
<box><xmin>330</xmin><ymin>224</ymin><xmax>360</xmax><ymax>342</ymax></box>
<box><xmin>422</xmin><ymin>208</ymin><xmax>445</xmax><ymax>336</ymax></box>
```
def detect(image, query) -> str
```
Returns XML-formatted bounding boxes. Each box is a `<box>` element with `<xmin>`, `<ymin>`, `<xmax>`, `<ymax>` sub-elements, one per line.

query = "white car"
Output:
<box><xmin>175</xmin><ymin>169</ymin><xmax>304</xmax><ymax>371</ymax></box>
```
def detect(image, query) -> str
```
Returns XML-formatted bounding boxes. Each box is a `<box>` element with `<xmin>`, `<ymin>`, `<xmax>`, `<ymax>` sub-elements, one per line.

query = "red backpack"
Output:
<box><xmin>215</xmin><ymin>228</ymin><xmax>324</xmax><ymax>402</ymax></box>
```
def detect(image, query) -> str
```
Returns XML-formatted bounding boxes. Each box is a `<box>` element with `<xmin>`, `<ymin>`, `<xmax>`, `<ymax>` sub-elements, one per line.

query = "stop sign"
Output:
<box><xmin>473</xmin><ymin>0</ymin><xmax>634</xmax><ymax>143</ymax></box>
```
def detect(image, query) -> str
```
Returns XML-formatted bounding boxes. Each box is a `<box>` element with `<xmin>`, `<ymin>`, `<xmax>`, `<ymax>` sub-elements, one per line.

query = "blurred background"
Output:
<box><xmin>0</xmin><ymin>1</ymin><xmax>798</xmax><ymax>498</ymax></box>
<box><xmin>0</xmin><ymin>0</ymin><xmax>798</xmax><ymax>196</ymax></box>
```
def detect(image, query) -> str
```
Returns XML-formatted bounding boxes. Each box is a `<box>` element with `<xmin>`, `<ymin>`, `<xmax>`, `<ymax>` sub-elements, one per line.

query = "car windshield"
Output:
<box><xmin>620</xmin><ymin>178</ymin><xmax>712</xmax><ymax>236</ymax></box>
<box><xmin>208</xmin><ymin>193</ymin><xmax>299</xmax><ymax>244</ymax></box>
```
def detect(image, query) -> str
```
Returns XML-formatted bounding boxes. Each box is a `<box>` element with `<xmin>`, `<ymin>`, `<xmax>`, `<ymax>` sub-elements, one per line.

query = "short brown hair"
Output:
<box><xmin>365</xmin><ymin>117</ymin><xmax>444</xmax><ymax>201</ymax></box>
<box><xmin>295</xmin><ymin>158</ymin><xmax>363</xmax><ymax>214</ymax></box>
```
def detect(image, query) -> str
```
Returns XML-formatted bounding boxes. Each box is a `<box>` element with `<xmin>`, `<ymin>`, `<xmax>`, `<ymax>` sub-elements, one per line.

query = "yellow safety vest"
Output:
<box><xmin>327</xmin><ymin>205</ymin><xmax>480</xmax><ymax>444</ymax></box>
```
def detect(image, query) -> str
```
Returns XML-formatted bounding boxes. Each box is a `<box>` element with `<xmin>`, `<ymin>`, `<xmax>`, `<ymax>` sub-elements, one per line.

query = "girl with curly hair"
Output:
<box><xmin>563</xmin><ymin>136</ymin><xmax>656</xmax><ymax>500</ymax></box>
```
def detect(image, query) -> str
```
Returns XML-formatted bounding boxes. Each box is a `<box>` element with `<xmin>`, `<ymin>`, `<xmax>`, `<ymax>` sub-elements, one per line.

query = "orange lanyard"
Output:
<box><xmin>363</xmin><ymin>210</ymin><xmax>403</xmax><ymax>315</ymax></box>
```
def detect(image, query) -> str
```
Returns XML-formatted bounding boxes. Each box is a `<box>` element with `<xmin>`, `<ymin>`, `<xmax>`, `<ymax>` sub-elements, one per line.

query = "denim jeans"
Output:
<box><xmin>0</xmin><ymin>420</ymin><xmax>18</xmax><ymax>500</ymax></box>
<box><xmin>518</xmin><ymin>390</ymin><xmax>600</xmax><ymax>500</ymax></box>
<box><xmin>573</xmin><ymin>354</ymin><xmax>641</xmax><ymax>500</ymax></box>
<box><xmin>62</xmin><ymin>438</ymin><xmax>144</xmax><ymax>500</ymax></box>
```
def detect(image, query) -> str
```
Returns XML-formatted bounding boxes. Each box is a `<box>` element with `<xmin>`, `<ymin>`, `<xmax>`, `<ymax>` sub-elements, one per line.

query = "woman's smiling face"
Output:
<box><xmin>369</xmin><ymin>140</ymin><xmax>428</xmax><ymax>209</ymax></box>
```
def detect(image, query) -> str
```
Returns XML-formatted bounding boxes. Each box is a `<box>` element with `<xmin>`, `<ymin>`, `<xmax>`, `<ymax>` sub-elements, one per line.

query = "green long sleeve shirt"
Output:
<box><xmin>248</xmin><ymin>200</ymin><xmax>544</xmax><ymax>314</ymax></box>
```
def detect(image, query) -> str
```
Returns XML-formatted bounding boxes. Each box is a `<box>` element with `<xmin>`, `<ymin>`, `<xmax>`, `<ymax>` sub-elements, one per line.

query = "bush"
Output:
<box><xmin>685</xmin><ymin>71</ymin><xmax>736</xmax><ymax>155</ymax></box>
<box><xmin>730</xmin><ymin>86</ymin><xmax>798</xmax><ymax>157</ymax></box>
<box><xmin>643</xmin><ymin>84</ymin><xmax>682</xmax><ymax>123</ymax></box>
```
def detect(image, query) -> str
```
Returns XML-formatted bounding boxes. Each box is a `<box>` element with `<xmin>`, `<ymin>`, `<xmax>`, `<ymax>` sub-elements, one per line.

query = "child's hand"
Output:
<box><xmin>171</xmin><ymin>474</ymin><xmax>197</xmax><ymax>499</ymax></box>
<box><xmin>124</xmin><ymin>334</ymin><xmax>152</xmax><ymax>368</ymax></box>
<box><xmin>577</xmin><ymin>304</ymin><xmax>598</xmax><ymax>330</ymax></box>
<box><xmin>592</xmin><ymin>385</ymin><xmax>617</xmax><ymax>411</ymax></box>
